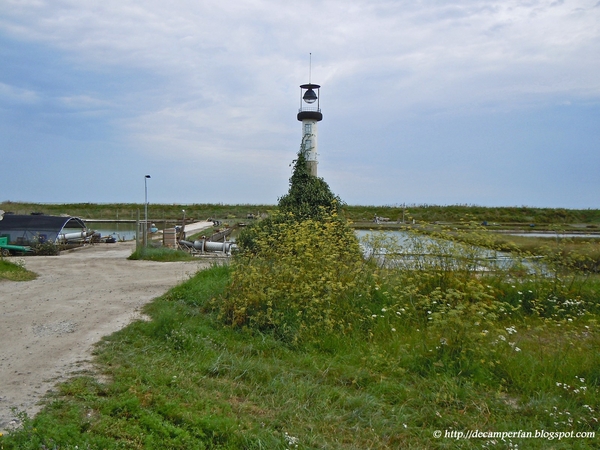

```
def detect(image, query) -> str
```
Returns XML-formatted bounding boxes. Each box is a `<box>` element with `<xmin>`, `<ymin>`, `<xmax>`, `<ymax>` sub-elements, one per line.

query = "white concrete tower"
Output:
<box><xmin>297</xmin><ymin>82</ymin><xmax>322</xmax><ymax>177</ymax></box>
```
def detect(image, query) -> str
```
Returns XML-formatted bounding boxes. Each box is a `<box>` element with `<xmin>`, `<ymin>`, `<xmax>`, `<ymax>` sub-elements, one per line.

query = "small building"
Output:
<box><xmin>0</xmin><ymin>214</ymin><xmax>89</xmax><ymax>246</ymax></box>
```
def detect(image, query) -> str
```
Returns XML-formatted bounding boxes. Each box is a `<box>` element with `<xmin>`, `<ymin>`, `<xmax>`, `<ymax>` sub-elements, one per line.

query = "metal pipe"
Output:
<box><xmin>191</xmin><ymin>239</ymin><xmax>236</xmax><ymax>255</ymax></box>
<box><xmin>56</xmin><ymin>230</ymin><xmax>93</xmax><ymax>243</ymax></box>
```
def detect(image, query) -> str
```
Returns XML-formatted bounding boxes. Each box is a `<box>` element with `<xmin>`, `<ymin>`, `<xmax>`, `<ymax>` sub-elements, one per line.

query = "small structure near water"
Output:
<box><xmin>0</xmin><ymin>213</ymin><xmax>92</xmax><ymax>251</ymax></box>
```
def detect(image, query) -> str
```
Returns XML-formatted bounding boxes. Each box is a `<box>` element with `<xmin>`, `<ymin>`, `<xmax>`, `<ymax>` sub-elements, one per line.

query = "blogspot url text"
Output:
<box><xmin>433</xmin><ymin>429</ymin><xmax>595</xmax><ymax>441</ymax></box>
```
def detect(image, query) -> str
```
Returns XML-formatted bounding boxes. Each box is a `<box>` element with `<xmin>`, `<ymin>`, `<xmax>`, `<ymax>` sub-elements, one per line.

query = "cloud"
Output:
<box><xmin>0</xmin><ymin>81</ymin><xmax>38</xmax><ymax>104</ymax></box>
<box><xmin>58</xmin><ymin>94</ymin><xmax>112</xmax><ymax>110</ymax></box>
<box><xmin>3</xmin><ymin>1</ymin><xmax>598</xmax><ymax>112</ymax></box>
<box><xmin>0</xmin><ymin>0</ymin><xmax>599</xmax><ymax>206</ymax></box>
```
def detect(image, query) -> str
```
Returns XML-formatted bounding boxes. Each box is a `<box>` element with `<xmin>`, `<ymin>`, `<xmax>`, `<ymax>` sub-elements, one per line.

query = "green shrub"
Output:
<box><xmin>31</xmin><ymin>240</ymin><xmax>60</xmax><ymax>255</ymax></box>
<box><xmin>237</xmin><ymin>149</ymin><xmax>345</xmax><ymax>255</ymax></box>
<box><xmin>277</xmin><ymin>150</ymin><xmax>343</xmax><ymax>221</ymax></box>
<box><xmin>218</xmin><ymin>214</ymin><xmax>370</xmax><ymax>343</ymax></box>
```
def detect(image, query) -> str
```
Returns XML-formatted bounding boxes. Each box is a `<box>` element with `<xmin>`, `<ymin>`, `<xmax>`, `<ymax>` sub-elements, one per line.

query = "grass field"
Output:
<box><xmin>2</xmin><ymin>221</ymin><xmax>599</xmax><ymax>449</ymax></box>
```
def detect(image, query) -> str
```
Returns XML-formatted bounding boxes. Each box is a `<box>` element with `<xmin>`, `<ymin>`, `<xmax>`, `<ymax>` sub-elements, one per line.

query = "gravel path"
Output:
<box><xmin>0</xmin><ymin>241</ymin><xmax>211</xmax><ymax>432</ymax></box>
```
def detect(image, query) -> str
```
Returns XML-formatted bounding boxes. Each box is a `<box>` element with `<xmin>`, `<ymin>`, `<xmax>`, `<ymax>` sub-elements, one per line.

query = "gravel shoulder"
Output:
<box><xmin>0</xmin><ymin>241</ymin><xmax>211</xmax><ymax>432</ymax></box>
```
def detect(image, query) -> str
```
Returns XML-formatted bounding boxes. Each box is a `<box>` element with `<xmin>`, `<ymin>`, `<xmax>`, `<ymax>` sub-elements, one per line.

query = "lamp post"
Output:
<box><xmin>180</xmin><ymin>209</ymin><xmax>186</xmax><ymax>241</ymax></box>
<box><xmin>144</xmin><ymin>175</ymin><xmax>151</xmax><ymax>247</ymax></box>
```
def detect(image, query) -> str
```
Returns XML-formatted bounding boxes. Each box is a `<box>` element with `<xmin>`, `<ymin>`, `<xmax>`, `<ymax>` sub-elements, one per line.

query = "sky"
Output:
<box><xmin>1</xmin><ymin>0</ymin><xmax>599</xmax><ymax>208</ymax></box>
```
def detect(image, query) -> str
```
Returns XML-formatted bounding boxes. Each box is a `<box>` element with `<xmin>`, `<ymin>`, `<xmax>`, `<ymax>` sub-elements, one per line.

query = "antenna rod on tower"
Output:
<box><xmin>309</xmin><ymin>52</ymin><xmax>312</xmax><ymax>84</ymax></box>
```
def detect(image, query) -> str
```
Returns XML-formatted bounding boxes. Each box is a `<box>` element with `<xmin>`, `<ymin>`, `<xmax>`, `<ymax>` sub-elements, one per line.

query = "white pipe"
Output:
<box><xmin>57</xmin><ymin>230</ymin><xmax>93</xmax><ymax>242</ymax></box>
<box><xmin>192</xmin><ymin>239</ymin><xmax>236</xmax><ymax>255</ymax></box>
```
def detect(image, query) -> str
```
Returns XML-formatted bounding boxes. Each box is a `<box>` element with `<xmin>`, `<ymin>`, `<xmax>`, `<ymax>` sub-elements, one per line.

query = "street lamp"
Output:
<box><xmin>179</xmin><ymin>209</ymin><xmax>186</xmax><ymax>241</ymax></box>
<box><xmin>144</xmin><ymin>175</ymin><xmax>151</xmax><ymax>247</ymax></box>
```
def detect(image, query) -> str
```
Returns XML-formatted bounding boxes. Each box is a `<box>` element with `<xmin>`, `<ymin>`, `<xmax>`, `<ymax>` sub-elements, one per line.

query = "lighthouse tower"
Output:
<box><xmin>297</xmin><ymin>82</ymin><xmax>322</xmax><ymax>177</ymax></box>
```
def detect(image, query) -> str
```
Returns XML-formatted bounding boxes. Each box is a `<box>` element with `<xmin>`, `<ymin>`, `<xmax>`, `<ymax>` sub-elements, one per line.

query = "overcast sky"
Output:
<box><xmin>1</xmin><ymin>0</ymin><xmax>599</xmax><ymax>208</ymax></box>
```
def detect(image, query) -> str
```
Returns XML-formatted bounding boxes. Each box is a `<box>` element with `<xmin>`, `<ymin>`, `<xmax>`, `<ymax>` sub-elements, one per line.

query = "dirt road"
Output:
<box><xmin>0</xmin><ymin>241</ymin><xmax>212</xmax><ymax>432</ymax></box>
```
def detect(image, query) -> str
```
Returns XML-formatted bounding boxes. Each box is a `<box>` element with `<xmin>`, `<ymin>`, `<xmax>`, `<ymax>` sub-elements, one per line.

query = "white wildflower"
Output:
<box><xmin>284</xmin><ymin>432</ymin><xmax>299</xmax><ymax>446</ymax></box>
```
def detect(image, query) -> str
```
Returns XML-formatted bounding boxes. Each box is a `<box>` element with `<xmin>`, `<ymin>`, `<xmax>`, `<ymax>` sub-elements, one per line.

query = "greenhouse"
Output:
<box><xmin>0</xmin><ymin>213</ymin><xmax>89</xmax><ymax>246</ymax></box>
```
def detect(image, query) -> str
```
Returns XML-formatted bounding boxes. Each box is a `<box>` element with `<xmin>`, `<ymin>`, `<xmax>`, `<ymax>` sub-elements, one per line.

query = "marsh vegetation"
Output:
<box><xmin>3</xmin><ymin>222</ymin><xmax>598</xmax><ymax>448</ymax></box>
<box><xmin>2</xmin><ymin>175</ymin><xmax>599</xmax><ymax>448</ymax></box>
<box><xmin>3</xmin><ymin>200</ymin><xmax>600</xmax><ymax>229</ymax></box>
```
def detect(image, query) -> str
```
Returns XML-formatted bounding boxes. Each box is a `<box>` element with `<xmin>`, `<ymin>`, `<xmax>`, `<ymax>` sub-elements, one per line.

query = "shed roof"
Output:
<box><xmin>0</xmin><ymin>214</ymin><xmax>86</xmax><ymax>232</ymax></box>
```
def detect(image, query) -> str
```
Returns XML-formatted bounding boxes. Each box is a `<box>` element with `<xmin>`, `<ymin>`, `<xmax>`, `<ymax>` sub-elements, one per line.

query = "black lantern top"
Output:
<box><xmin>300</xmin><ymin>84</ymin><xmax>320</xmax><ymax>102</ymax></box>
<box><xmin>298</xmin><ymin>83</ymin><xmax>322</xmax><ymax>121</ymax></box>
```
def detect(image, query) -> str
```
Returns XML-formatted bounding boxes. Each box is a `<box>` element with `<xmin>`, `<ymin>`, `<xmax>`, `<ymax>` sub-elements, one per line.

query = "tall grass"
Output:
<box><xmin>492</xmin><ymin>234</ymin><xmax>600</xmax><ymax>273</ymax></box>
<box><xmin>2</xmin><ymin>225</ymin><xmax>599</xmax><ymax>449</ymax></box>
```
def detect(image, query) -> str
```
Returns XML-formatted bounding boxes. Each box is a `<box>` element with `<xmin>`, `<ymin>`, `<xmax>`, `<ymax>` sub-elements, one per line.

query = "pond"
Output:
<box><xmin>83</xmin><ymin>221</ymin><xmax>166</xmax><ymax>242</ymax></box>
<box><xmin>356</xmin><ymin>229</ymin><xmax>542</xmax><ymax>273</ymax></box>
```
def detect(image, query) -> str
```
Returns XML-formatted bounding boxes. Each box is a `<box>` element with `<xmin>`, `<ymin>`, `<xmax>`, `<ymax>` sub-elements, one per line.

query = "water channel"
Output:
<box><xmin>82</xmin><ymin>221</ymin><xmax>138</xmax><ymax>241</ymax></box>
<box><xmin>355</xmin><ymin>229</ymin><xmax>543</xmax><ymax>273</ymax></box>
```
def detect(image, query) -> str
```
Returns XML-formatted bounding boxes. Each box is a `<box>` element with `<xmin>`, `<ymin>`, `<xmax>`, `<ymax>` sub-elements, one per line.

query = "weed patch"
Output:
<box><xmin>129</xmin><ymin>246</ymin><xmax>195</xmax><ymax>262</ymax></box>
<box><xmin>0</xmin><ymin>258</ymin><xmax>36</xmax><ymax>281</ymax></box>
